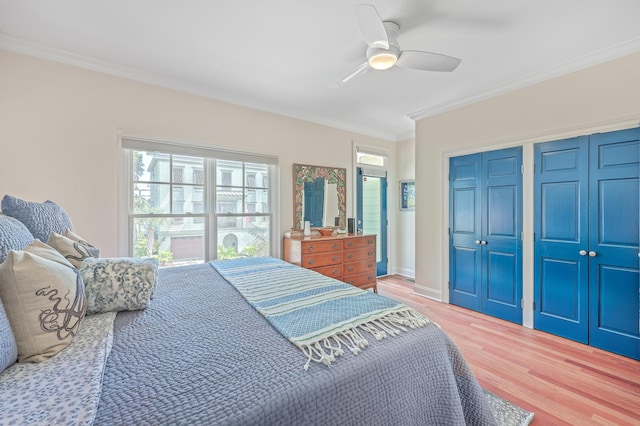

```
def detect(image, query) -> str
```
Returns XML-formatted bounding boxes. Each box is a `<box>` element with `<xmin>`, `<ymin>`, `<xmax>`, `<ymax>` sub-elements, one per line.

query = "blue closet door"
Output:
<box><xmin>450</xmin><ymin>147</ymin><xmax>523</xmax><ymax>324</ymax></box>
<box><xmin>588</xmin><ymin>129</ymin><xmax>639</xmax><ymax>359</ymax></box>
<box><xmin>534</xmin><ymin>128</ymin><xmax>639</xmax><ymax>360</ymax></box>
<box><xmin>534</xmin><ymin>137</ymin><xmax>590</xmax><ymax>343</ymax></box>
<box><xmin>482</xmin><ymin>148</ymin><xmax>523</xmax><ymax>323</ymax></box>
<box><xmin>450</xmin><ymin>153</ymin><xmax>482</xmax><ymax>312</ymax></box>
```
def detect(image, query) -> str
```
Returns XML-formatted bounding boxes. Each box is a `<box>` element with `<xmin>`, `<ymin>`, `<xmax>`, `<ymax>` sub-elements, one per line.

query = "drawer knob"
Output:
<box><xmin>333</xmin><ymin>269</ymin><xmax>338</xmax><ymax>275</ymax></box>
<box><xmin>368</xmin><ymin>239</ymin><xmax>373</xmax><ymax>244</ymax></box>
<box><xmin>368</xmin><ymin>263</ymin><xmax>373</xmax><ymax>268</ymax></box>
<box><xmin>348</xmin><ymin>266</ymin><xmax>353</xmax><ymax>272</ymax></box>
<box><xmin>368</xmin><ymin>251</ymin><xmax>373</xmax><ymax>256</ymax></box>
<box><xmin>348</xmin><ymin>254</ymin><xmax>353</xmax><ymax>259</ymax></box>
<box><xmin>307</xmin><ymin>245</ymin><xmax>314</xmax><ymax>251</ymax></box>
<box><xmin>332</xmin><ymin>243</ymin><xmax>338</xmax><ymax>249</ymax></box>
<box><xmin>348</xmin><ymin>280</ymin><xmax>354</xmax><ymax>284</ymax></box>
<box><xmin>332</xmin><ymin>256</ymin><xmax>338</xmax><ymax>261</ymax></box>
<box><xmin>348</xmin><ymin>242</ymin><xmax>353</xmax><ymax>247</ymax></box>
<box><xmin>307</xmin><ymin>259</ymin><xmax>315</xmax><ymax>265</ymax></box>
<box><xmin>368</xmin><ymin>276</ymin><xmax>373</xmax><ymax>280</ymax></box>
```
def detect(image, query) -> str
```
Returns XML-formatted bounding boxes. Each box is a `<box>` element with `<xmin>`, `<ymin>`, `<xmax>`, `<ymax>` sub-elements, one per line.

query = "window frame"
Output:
<box><xmin>118</xmin><ymin>135</ymin><xmax>279</xmax><ymax>262</ymax></box>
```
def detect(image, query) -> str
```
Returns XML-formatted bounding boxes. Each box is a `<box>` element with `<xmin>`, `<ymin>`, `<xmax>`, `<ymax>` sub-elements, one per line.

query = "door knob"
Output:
<box><xmin>588</xmin><ymin>251</ymin><xmax>597</xmax><ymax>257</ymax></box>
<box><xmin>475</xmin><ymin>240</ymin><xmax>481</xmax><ymax>245</ymax></box>
<box><xmin>480</xmin><ymin>240</ymin><xmax>487</xmax><ymax>246</ymax></box>
<box><xmin>579</xmin><ymin>250</ymin><xmax>587</xmax><ymax>256</ymax></box>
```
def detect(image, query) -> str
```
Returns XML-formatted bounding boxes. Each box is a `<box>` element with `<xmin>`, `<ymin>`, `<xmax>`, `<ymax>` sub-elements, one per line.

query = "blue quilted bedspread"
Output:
<box><xmin>94</xmin><ymin>262</ymin><xmax>497</xmax><ymax>425</ymax></box>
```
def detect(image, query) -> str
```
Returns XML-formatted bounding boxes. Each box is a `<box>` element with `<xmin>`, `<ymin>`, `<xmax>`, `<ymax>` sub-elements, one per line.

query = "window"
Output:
<box><xmin>173</xmin><ymin>167</ymin><xmax>184</xmax><ymax>183</ymax></box>
<box><xmin>357</xmin><ymin>150</ymin><xmax>386</xmax><ymax>167</ymax></box>
<box><xmin>122</xmin><ymin>137</ymin><xmax>277</xmax><ymax>266</ymax></box>
<box><xmin>193</xmin><ymin>168</ymin><xmax>204</xmax><ymax>185</ymax></box>
<box><xmin>246</xmin><ymin>172</ymin><xmax>256</xmax><ymax>187</ymax></box>
<box><xmin>221</xmin><ymin>170</ymin><xmax>232</xmax><ymax>186</ymax></box>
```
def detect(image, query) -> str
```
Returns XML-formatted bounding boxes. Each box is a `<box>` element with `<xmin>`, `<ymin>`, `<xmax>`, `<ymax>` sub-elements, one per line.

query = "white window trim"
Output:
<box><xmin>116</xmin><ymin>133</ymin><xmax>280</xmax><ymax>260</ymax></box>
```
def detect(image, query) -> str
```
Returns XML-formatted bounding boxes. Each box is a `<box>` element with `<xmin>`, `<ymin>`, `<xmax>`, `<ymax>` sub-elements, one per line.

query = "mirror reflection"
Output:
<box><xmin>293</xmin><ymin>164</ymin><xmax>346</xmax><ymax>230</ymax></box>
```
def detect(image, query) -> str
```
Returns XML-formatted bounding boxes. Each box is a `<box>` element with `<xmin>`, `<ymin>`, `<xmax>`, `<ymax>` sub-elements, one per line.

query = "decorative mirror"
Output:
<box><xmin>293</xmin><ymin>163</ymin><xmax>346</xmax><ymax>230</ymax></box>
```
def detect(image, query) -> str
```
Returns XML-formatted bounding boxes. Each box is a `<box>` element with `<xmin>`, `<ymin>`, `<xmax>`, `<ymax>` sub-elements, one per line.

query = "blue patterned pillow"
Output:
<box><xmin>0</xmin><ymin>214</ymin><xmax>35</xmax><ymax>263</ymax></box>
<box><xmin>79</xmin><ymin>258</ymin><xmax>159</xmax><ymax>315</ymax></box>
<box><xmin>1</xmin><ymin>195</ymin><xmax>73</xmax><ymax>242</ymax></box>
<box><xmin>0</xmin><ymin>301</ymin><xmax>18</xmax><ymax>373</ymax></box>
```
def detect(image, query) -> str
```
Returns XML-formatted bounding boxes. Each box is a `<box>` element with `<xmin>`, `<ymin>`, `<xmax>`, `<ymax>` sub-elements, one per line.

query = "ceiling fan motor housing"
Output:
<box><xmin>366</xmin><ymin>21</ymin><xmax>401</xmax><ymax>70</ymax></box>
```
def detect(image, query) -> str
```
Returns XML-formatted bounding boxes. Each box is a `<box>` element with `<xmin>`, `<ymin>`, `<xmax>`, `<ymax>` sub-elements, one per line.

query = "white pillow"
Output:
<box><xmin>47</xmin><ymin>230</ymin><xmax>100</xmax><ymax>268</ymax></box>
<box><xmin>0</xmin><ymin>240</ymin><xmax>86</xmax><ymax>362</ymax></box>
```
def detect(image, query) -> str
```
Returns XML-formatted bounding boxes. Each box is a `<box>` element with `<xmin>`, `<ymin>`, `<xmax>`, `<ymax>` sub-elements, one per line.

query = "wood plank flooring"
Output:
<box><xmin>376</xmin><ymin>275</ymin><xmax>640</xmax><ymax>426</ymax></box>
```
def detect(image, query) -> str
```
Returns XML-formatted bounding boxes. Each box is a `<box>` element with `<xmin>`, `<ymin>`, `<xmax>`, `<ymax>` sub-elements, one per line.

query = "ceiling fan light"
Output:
<box><xmin>368</xmin><ymin>52</ymin><xmax>397</xmax><ymax>70</ymax></box>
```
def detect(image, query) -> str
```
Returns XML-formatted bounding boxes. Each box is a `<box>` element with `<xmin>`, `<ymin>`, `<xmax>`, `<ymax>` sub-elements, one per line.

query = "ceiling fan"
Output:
<box><xmin>334</xmin><ymin>4</ymin><xmax>462</xmax><ymax>86</ymax></box>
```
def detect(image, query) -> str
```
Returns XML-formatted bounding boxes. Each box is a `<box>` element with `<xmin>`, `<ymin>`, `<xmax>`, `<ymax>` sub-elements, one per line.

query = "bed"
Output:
<box><xmin>0</xmin><ymin>196</ymin><xmax>497</xmax><ymax>425</ymax></box>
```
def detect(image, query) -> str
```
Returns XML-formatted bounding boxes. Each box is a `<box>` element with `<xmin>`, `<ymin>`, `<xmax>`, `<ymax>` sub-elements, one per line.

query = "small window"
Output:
<box><xmin>193</xmin><ymin>169</ymin><xmax>204</xmax><ymax>185</ymax></box>
<box><xmin>357</xmin><ymin>151</ymin><xmax>385</xmax><ymax>167</ymax></box>
<box><xmin>173</xmin><ymin>167</ymin><xmax>184</xmax><ymax>183</ymax></box>
<box><xmin>221</xmin><ymin>170</ymin><xmax>232</xmax><ymax>186</ymax></box>
<box><xmin>246</xmin><ymin>173</ymin><xmax>256</xmax><ymax>187</ymax></box>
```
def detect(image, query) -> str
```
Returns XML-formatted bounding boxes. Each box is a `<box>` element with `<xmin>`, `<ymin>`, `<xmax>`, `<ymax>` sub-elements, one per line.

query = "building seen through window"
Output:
<box><xmin>130</xmin><ymin>151</ymin><xmax>272</xmax><ymax>266</ymax></box>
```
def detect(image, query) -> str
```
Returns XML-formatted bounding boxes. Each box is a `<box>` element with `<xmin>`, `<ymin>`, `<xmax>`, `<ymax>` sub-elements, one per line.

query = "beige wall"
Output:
<box><xmin>414</xmin><ymin>52</ymin><xmax>640</xmax><ymax>326</ymax></box>
<box><xmin>0</xmin><ymin>49</ymin><xmax>397</xmax><ymax>259</ymax></box>
<box><xmin>395</xmin><ymin>138</ymin><xmax>416</xmax><ymax>277</ymax></box>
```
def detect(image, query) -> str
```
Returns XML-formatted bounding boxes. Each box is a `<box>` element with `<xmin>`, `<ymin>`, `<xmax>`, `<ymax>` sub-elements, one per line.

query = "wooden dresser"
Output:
<box><xmin>283</xmin><ymin>234</ymin><xmax>377</xmax><ymax>292</ymax></box>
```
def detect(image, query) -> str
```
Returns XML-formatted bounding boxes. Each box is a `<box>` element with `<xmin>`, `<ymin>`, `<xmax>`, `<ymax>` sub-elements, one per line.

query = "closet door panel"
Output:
<box><xmin>588</xmin><ymin>129</ymin><xmax>639</xmax><ymax>359</ymax></box>
<box><xmin>534</xmin><ymin>137</ymin><xmax>589</xmax><ymax>343</ymax></box>
<box><xmin>450</xmin><ymin>154</ymin><xmax>482</xmax><ymax>311</ymax></box>
<box><xmin>482</xmin><ymin>148</ymin><xmax>522</xmax><ymax>323</ymax></box>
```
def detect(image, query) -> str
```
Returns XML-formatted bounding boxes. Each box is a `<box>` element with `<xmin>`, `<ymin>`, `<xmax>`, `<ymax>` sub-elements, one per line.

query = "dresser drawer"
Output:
<box><xmin>344</xmin><ymin>272</ymin><xmax>376</xmax><ymax>288</ymax></box>
<box><xmin>302</xmin><ymin>251</ymin><xmax>342</xmax><ymax>268</ymax></box>
<box><xmin>343</xmin><ymin>247</ymin><xmax>375</xmax><ymax>263</ymax></box>
<box><xmin>343</xmin><ymin>259</ymin><xmax>375</xmax><ymax>275</ymax></box>
<box><xmin>343</xmin><ymin>236</ymin><xmax>375</xmax><ymax>250</ymax></box>
<box><xmin>301</xmin><ymin>240</ymin><xmax>343</xmax><ymax>254</ymax></box>
<box><xmin>313</xmin><ymin>264</ymin><xmax>343</xmax><ymax>280</ymax></box>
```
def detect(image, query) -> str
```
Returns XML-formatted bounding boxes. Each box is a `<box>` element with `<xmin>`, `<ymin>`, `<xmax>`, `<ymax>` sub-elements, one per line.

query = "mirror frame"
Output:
<box><xmin>293</xmin><ymin>163</ymin><xmax>346</xmax><ymax>230</ymax></box>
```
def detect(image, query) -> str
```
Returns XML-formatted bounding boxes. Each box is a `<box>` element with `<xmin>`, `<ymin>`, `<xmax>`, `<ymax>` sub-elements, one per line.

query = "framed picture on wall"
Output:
<box><xmin>400</xmin><ymin>180</ymin><xmax>415</xmax><ymax>210</ymax></box>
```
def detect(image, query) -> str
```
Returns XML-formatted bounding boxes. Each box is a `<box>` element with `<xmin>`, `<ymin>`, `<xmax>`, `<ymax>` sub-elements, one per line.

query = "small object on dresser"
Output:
<box><xmin>318</xmin><ymin>228</ymin><xmax>334</xmax><ymax>236</ymax></box>
<box><xmin>303</xmin><ymin>221</ymin><xmax>311</xmax><ymax>236</ymax></box>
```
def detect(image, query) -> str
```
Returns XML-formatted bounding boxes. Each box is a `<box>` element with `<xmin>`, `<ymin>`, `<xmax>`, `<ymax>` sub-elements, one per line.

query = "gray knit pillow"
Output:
<box><xmin>0</xmin><ymin>214</ymin><xmax>35</xmax><ymax>263</ymax></box>
<box><xmin>1</xmin><ymin>195</ymin><xmax>73</xmax><ymax>242</ymax></box>
<box><xmin>0</xmin><ymin>301</ymin><xmax>18</xmax><ymax>373</ymax></box>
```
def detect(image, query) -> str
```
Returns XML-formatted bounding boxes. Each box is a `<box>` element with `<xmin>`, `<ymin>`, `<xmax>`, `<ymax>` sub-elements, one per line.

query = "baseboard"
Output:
<box><xmin>413</xmin><ymin>284</ymin><xmax>442</xmax><ymax>302</ymax></box>
<box><xmin>394</xmin><ymin>266</ymin><xmax>415</xmax><ymax>278</ymax></box>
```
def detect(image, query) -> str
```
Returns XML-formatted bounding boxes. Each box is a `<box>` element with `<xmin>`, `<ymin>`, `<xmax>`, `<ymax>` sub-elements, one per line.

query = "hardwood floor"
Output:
<box><xmin>376</xmin><ymin>275</ymin><xmax>640</xmax><ymax>426</ymax></box>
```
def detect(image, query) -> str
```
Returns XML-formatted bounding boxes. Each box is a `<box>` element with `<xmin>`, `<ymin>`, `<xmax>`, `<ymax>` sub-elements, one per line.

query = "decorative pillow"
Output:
<box><xmin>64</xmin><ymin>230</ymin><xmax>100</xmax><ymax>257</ymax></box>
<box><xmin>1</xmin><ymin>194</ymin><xmax>74</xmax><ymax>242</ymax></box>
<box><xmin>0</xmin><ymin>300</ymin><xmax>18</xmax><ymax>373</ymax></box>
<box><xmin>79</xmin><ymin>257</ymin><xmax>159</xmax><ymax>315</ymax></box>
<box><xmin>0</xmin><ymin>240</ymin><xmax>86</xmax><ymax>363</ymax></box>
<box><xmin>0</xmin><ymin>214</ymin><xmax>34</xmax><ymax>263</ymax></box>
<box><xmin>47</xmin><ymin>231</ymin><xmax>100</xmax><ymax>268</ymax></box>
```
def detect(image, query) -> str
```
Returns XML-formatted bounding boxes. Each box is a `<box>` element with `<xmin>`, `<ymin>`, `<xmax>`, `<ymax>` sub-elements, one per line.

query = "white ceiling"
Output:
<box><xmin>2</xmin><ymin>1</ymin><xmax>640</xmax><ymax>141</ymax></box>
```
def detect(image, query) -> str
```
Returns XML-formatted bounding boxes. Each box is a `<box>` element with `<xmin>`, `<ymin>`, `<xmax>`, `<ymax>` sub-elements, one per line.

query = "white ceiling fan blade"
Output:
<box><xmin>353</xmin><ymin>4</ymin><xmax>389</xmax><ymax>49</ymax></box>
<box><xmin>330</xmin><ymin>62</ymin><xmax>370</xmax><ymax>88</ymax></box>
<box><xmin>396</xmin><ymin>50</ymin><xmax>462</xmax><ymax>72</ymax></box>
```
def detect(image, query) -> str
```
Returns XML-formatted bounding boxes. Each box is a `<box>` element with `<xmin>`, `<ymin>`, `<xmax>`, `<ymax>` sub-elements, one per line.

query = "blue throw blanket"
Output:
<box><xmin>211</xmin><ymin>257</ymin><xmax>431</xmax><ymax>369</ymax></box>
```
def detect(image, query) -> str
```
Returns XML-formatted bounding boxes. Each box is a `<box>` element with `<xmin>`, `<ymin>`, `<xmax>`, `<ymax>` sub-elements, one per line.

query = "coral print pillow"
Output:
<box><xmin>79</xmin><ymin>257</ymin><xmax>158</xmax><ymax>315</ymax></box>
<box><xmin>0</xmin><ymin>240</ymin><xmax>86</xmax><ymax>362</ymax></box>
<box><xmin>47</xmin><ymin>230</ymin><xmax>100</xmax><ymax>268</ymax></box>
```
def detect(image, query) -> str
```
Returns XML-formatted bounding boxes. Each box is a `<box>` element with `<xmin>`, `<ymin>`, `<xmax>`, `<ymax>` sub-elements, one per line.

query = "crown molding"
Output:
<box><xmin>409</xmin><ymin>37</ymin><xmax>640</xmax><ymax>122</ymax></box>
<box><xmin>0</xmin><ymin>33</ymin><xmax>402</xmax><ymax>142</ymax></box>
